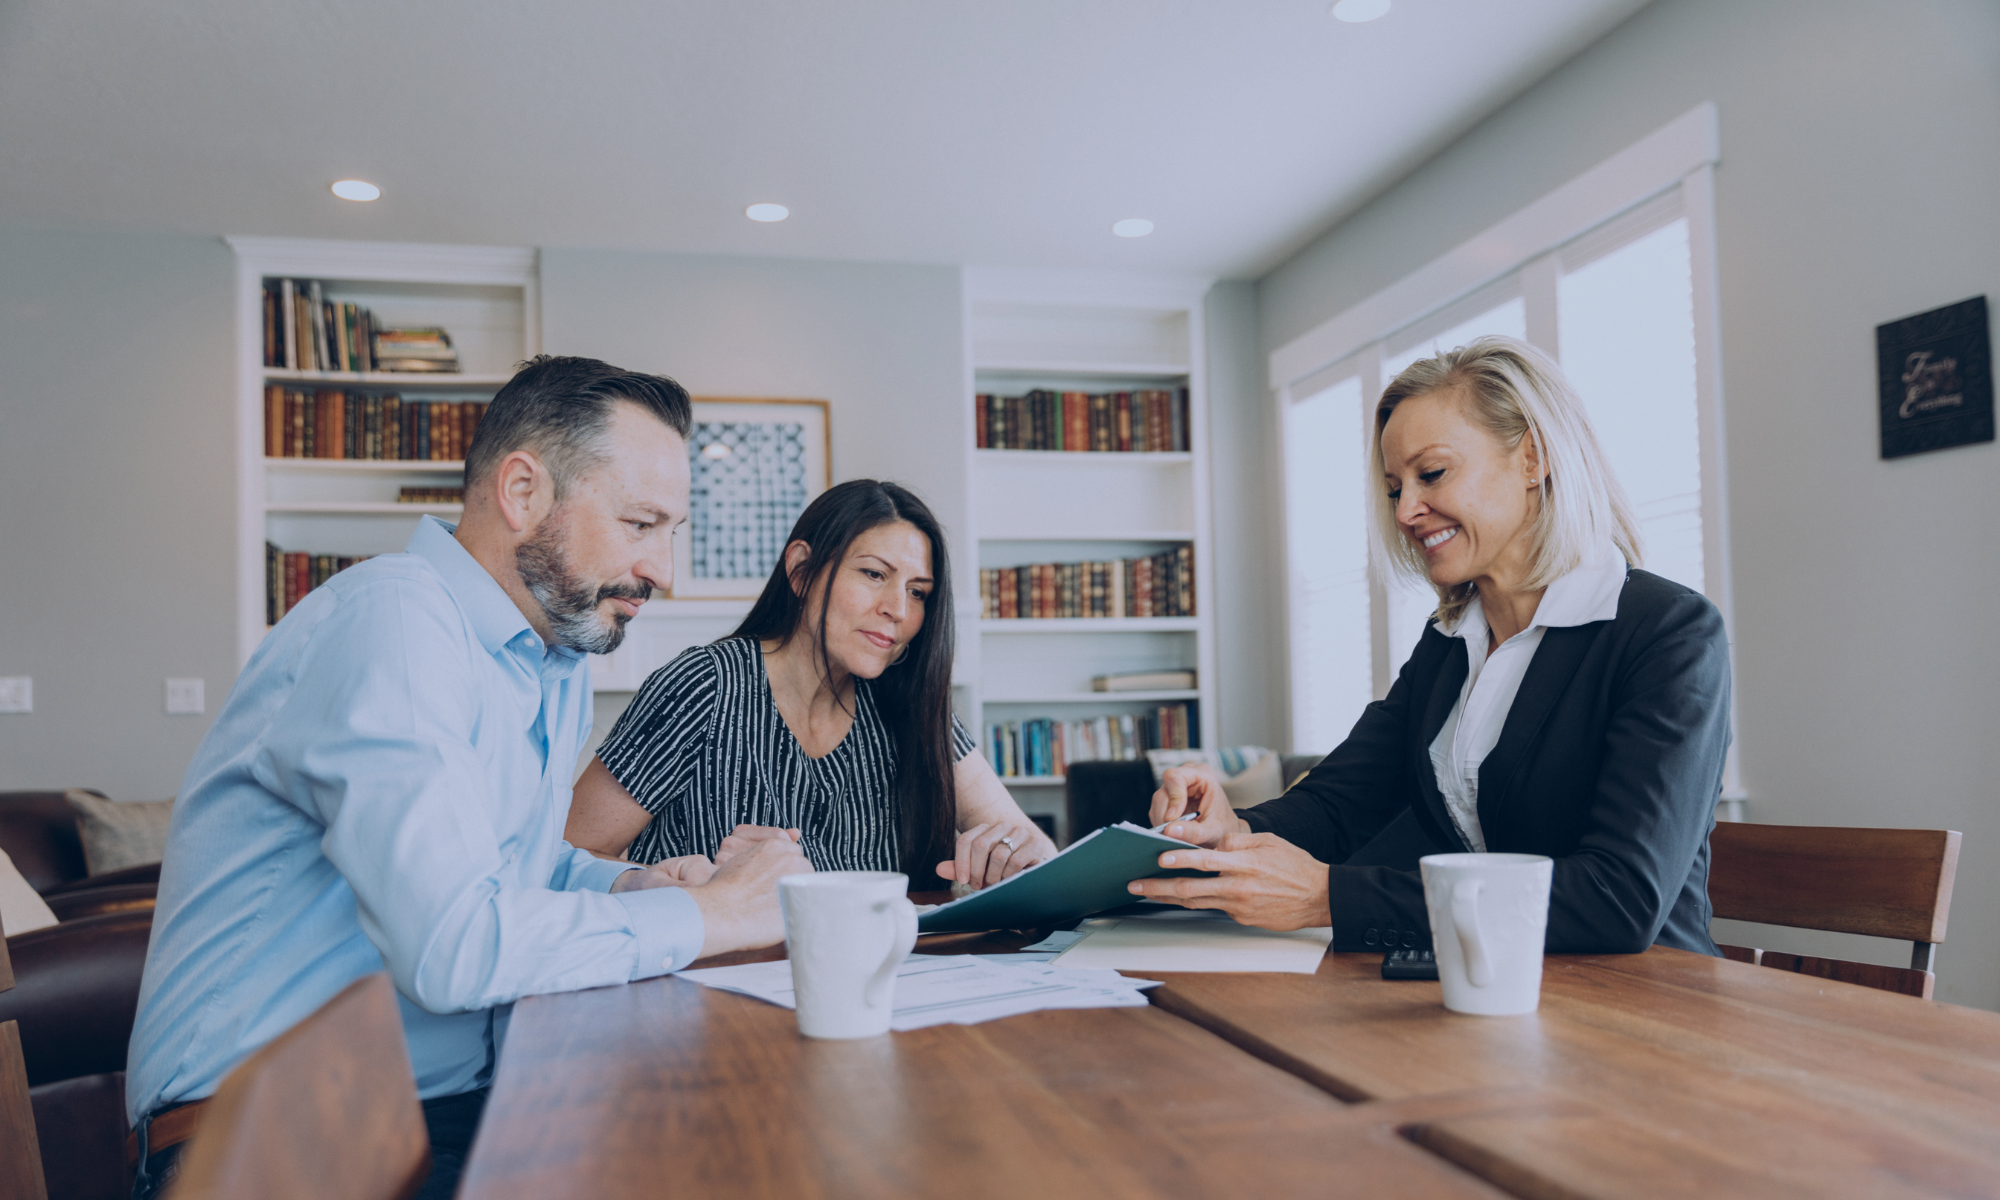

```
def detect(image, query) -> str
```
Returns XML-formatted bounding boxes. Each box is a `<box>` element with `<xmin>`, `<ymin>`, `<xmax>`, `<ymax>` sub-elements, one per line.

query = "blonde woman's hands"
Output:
<box><xmin>937</xmin><ymin>819</ymin><xmax>1057</xmax><ymax>891</ymax></box>
<box><xmin>1126</xmin><ymin>831</ymin><xmax>1331</xmax><ymax>930</ymax></box>
<box><xmin>1148</xmin><ymin>765</ymin><xmax>1249</xmax><ymax>848</ymax></box>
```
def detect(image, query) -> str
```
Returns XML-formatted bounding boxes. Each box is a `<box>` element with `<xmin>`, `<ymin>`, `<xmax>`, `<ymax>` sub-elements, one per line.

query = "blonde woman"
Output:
<box><xmin>1137</xmin><ymin>336</ymin><xmax>1730</xmax><ymax>955</ymax></box>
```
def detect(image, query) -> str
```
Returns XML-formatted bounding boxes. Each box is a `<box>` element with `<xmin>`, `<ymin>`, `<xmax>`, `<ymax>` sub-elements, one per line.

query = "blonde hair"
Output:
<box><xmin>1372</xmin><ymin>335</ymin><xmax>1641</xmax><ymax>628</ymax></box>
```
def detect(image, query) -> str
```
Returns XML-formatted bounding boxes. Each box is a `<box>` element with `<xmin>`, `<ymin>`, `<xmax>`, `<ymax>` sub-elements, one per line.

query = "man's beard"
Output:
<box><xmin>514</xmin><ymin>510</ymin><xmax>649</xmax><ymax>655</ymax></box>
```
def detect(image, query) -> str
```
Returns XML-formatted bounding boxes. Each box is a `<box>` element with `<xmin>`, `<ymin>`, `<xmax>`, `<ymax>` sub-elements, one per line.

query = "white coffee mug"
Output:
<box><xmin>1419</xmin><ymin>852</ymin><xmax>1553</xmax><ymax>1016</ymax></box>
<box><xmin>779</xmin><ymin>871</ymin><xmax>918</xmax><ymax>1039</ymax></box>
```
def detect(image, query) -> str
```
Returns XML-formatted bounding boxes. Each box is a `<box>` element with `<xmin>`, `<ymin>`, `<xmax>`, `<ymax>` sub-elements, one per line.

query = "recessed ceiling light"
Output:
<box><xmin>1112</xmin><ymin>218</ymin><xmax>1154</xmax><ymax>238</ymax></box>
<box><xmin>330</xmin><ymin>179</ymin><xmax>381</xmax><ymax>202</ymax></box>
<box><xmin>1331</xmin><ymin>0</ymin><xmax>1391</xmax><ymax>22</ymax></box>
<box><xmin>745</xmin><ymin>203</ymin><xmax>790</xmax><ymax>222</ymax></box>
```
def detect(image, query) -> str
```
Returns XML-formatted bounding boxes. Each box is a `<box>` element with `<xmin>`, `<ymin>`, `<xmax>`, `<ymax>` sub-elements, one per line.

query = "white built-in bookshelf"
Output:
<box><xmin>959</xmin><ymin>271</ymin><xmax>1217</xmax><ymax>841</ymax></box>
<box><xmin>228</xmin><ymin>237</ymin><xmax>539</xmax><ymax>666</ymax></box>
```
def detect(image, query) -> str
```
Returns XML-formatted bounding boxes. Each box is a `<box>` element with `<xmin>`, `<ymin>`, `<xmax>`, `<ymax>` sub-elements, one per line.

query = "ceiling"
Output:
<box><xmin>0</xmin><ymin>0</ymin><xmax>1650</xmax><ymax>279</ymax></box>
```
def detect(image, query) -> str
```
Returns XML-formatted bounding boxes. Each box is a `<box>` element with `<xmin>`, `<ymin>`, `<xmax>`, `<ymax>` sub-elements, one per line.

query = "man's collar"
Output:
<box><xmin>406</xmin><ymin>517</ymin><xmax>537</xmax><ymax>656</ymax></box>
<box><xmin>1436</xmin><ymin>539</ymin><xmax>1626</xmax><ymax>640</ymax></box>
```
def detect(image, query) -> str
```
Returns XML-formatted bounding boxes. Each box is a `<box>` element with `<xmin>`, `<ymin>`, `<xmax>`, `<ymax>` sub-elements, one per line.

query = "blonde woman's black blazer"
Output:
<box><xmin>1244</xmin><ymin>567</ymin><xmax>1730</xmax><ymax>955</ymax></box>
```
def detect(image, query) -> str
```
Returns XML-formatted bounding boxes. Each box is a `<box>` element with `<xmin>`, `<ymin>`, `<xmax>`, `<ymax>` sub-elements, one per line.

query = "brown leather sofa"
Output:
<box><xmin>2</xmin><ymin>791</ymin><xmax>159</xmax><ymax>1200</ymax></box>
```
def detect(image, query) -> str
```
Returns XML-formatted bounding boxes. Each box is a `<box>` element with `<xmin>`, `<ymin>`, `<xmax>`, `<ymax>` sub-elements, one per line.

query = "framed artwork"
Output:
<box><xmin>1877</xmin><ymin>295</ymin><xmax>1992</xmax><ymax>459</ymax></box>
<box><xmin>670</xmin><ymin>397</ymin><xmax>832</xmax><ymax>598</ymax></box>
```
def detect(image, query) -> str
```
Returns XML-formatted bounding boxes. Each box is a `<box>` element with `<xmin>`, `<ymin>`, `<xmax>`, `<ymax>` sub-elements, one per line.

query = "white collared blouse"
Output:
<box><xmin>1427</xmin><ymin>542</ymin><xmax>1628</xmax><ymax>851</ymax></box>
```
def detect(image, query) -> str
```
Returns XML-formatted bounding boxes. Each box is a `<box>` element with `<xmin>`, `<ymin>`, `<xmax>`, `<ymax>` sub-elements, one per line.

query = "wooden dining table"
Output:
<box><xmin>458</xmin><ymin>911</ymin><xmax>2000</xmax><ymax>1200</ymax></box>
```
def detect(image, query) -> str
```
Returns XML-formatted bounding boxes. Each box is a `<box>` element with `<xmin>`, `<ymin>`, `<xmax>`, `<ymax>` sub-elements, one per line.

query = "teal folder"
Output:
<box><xmin>917</xmin><ymin>822</ymin><xmax>1216</xmax><ymax>934</ymax></box>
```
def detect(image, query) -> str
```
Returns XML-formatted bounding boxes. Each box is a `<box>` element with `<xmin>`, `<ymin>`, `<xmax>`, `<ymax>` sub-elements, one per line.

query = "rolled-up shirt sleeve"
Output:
<box><xmin>254</xmin><ymin>577</ymin><xmax>704</xmax><ymax>1014</ymax></box>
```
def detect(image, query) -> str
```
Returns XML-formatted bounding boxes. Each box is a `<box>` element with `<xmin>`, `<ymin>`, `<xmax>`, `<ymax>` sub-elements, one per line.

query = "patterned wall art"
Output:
<box><xmin>671</xmin><ymin>398</ymin><xmax>831</xmax><ymax>598</ymax></box>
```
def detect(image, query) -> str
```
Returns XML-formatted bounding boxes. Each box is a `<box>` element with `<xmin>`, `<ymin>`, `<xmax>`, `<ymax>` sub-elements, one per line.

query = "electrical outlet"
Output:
<box><xmin>0</xmin><ymin>676</ymin><xmax>30</xmax><ymax>713</ymax></box>
<box><xmin>165</xmin><ymin>677</ymin><xmax>205</xmax><ymax>715</ymax></box>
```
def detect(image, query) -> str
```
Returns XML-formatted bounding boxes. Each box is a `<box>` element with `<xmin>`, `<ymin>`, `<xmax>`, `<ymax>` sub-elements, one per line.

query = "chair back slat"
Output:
<box><xmin>1759</xmin><ymin>950</ymin><xmax>1934</xmax><ymax>999</ymax></box>
<box><xmin>1709</xmin><ymin>824</ymin><xmax>1960</xmax><ymax>943</ymax></box>
<box><xmin>168</xmin><ymin>972</ymin><xmax>429</xmax><ymax>1200</ymax></box>
<box><xmin>3</xmin><ymin>914</ymin><xmax>52</xmax><ymax>1200</ymax></box>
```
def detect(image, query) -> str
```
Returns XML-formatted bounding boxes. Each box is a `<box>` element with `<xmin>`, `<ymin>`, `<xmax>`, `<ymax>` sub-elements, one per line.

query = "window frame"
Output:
<box><xmin>1270</xmin><ymin>103</ymin><xmax>1736</xmax><ymax>792</ymax></box>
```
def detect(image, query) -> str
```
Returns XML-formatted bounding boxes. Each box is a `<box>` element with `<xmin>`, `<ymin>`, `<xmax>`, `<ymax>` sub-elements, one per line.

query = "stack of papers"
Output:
<box><xmin>677</xmin><ymin>954</ymin><xmax>1160</xmax><ymax>1031</ymax></box>
<box><xmin>1049</xmin><ymin>909</ymin><xmax>1333</xmax><ymax>974</ymax></box>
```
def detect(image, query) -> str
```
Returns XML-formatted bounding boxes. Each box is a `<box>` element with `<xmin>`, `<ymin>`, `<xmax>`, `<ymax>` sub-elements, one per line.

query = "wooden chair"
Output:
<box><xmin>1709</xmin><ymin>823</ymin><xmax>1962</xmax><ymax>999</ymax></box>
<box><xmin>2</xmin><ymin>912</ymin><xmax>52</xmax><ymax>1200</ymax></box>
<box><xmin>167</xmin><ymin>973</ymin><xmax>429</xmax><ymax>1200</ymax></box>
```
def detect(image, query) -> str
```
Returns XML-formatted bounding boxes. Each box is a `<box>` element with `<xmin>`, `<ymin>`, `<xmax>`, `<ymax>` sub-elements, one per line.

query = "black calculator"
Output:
<box><xmin>1381</xmin><ymin>948</ymin><xmax>1439</xmax><ymax>980</ymax></box>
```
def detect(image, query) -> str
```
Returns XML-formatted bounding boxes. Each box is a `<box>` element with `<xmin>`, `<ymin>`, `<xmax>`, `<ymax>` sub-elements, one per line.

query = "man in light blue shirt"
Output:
<box><xmin>127</xmin><ymin>357</ymin><xmax>810</xmax><ymax>1199</ymax></box>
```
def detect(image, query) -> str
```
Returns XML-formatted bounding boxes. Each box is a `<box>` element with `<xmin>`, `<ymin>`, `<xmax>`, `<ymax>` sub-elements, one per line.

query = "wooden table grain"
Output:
<box><xmin>1147</xmin><ymin>947</ymin><xmax>2000</xmax><ymax>1200</ymax></box>
<box><xmin>456</xmin><ymin>930</ymin><xmax>1509</xmax><ymax>1200</ymax></box>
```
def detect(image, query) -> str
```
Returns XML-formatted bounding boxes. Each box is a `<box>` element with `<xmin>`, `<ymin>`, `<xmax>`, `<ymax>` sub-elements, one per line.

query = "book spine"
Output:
<box><xmin>1176</xmin><ymin>387</ymin><xmax>1190</xmax><ymax>452</ymax></box>
<box><xmin>263</xmin><ymin>386</ymin><xmax>281</xmax><ymax>457</ymax></box>
<box><xmin>418</xmin><ymin>402</ymin><xmax>431</xmax><ymax>461</ymax></box>
<box><xmin>974</xmin><ymin>394</ymin><xmax>989</xmax><ymax>450</ymax></box>
<box><xmin>280</xmin><ymin>280</ymin><xmax>298</xmax><ymax>370</ymax></box>
<box><xmin>1115</xmin><ymin>392</ymin><xmax>1132</xmax><ymax>453</ymax></box>
<box><xmin>1179</xmin><ymin>544</ymin><xmax>1194</xmax><ymax>616</ymax></box>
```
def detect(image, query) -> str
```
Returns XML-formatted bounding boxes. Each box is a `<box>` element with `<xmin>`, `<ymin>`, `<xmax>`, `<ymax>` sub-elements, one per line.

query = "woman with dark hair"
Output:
<box><xmin>566</xmin><ymin>479</ymin><xmax>1055</xmax><ymax>890</ymax></box>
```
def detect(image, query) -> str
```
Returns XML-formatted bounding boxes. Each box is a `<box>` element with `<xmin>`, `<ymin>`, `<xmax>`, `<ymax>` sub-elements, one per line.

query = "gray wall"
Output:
<box><xmin>536</xmin><ymin>250</ymin><xmax>968</xmax><ymax>750</ymax></box>
<box><xmin>1204</xmin><ymin>282</ymin><xmax>1284</xmax><ymax>752</ymax></box>
<box><xmin>1256</xmin><ymin>0</ymin><xmax>2000</xmax><ymax>1007</ymax></box>
<box><xmin>0</xmin><ymin>231</ymin><xmax>238</xmax><ymax>801</ymax></box>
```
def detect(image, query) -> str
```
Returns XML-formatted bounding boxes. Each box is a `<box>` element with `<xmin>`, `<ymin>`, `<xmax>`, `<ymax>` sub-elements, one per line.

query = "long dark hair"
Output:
<box><xmin>729</xmin><ymin>480</ymin><xmax>958</xmax><ymax>881</ymax></box>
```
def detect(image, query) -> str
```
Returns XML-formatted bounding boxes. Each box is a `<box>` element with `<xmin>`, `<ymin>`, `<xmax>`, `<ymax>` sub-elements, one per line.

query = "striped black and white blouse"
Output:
<box><xmin>597</xmin><ymin>636</ymin><xmax>977</xmax><ymax>872</ymax></box>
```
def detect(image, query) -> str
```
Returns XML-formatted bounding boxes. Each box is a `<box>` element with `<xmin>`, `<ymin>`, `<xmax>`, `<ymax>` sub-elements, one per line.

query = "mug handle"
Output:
<box><xmin>864</xmin><ymin>897</ymin><xmax>919</xmax><ymax>1009</ymax></box>
<box><xmin>1450</xmin><ymin>878</ymin><xmax>1492</xmax><ymax>987</ymax></box>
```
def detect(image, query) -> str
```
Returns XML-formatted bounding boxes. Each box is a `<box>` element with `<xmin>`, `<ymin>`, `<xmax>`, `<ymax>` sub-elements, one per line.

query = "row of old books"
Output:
<box><xmin>987</xmin><ymin>705</ymin><xmax>1197</xmax><ymax>778</ymax></box>
<box><xmin>975</xmin><ymin>388</ymin><xmax>1189</xmax><ymax>452</ymax></box>
<box><xmin>264</xmin><ymin>388</ymin><xmax>487</xmax><ymax>462</ymax></box>
<box><xmin>266</xmin><ymin>543</ymin><xmax>369</xmax><ymax>625</ymax></box>
<box><xmin>398</xmin><ymin>486</ymin><xmax>465</xmax><ymax>505</ymax></box>
<box><xmin>978</xmin><ymin>547</ymin><xmax>1195</xmax><ymax>620</ymax></box>
<box><xmin>261</xmin><ymin>278</ymin><xmax>461</xmax><ymax>374</ymax></box>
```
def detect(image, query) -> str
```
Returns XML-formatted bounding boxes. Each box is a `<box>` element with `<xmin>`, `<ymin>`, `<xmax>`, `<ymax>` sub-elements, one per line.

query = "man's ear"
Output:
<box><xmin>492</xmin><ymin>449</ymin><xmax>552</xmax><ymax>534</ymax></box>
<box><xmin>783</xmin><ymin>541</ymin><xmax>812</xmax><ymax>595</ymax></box>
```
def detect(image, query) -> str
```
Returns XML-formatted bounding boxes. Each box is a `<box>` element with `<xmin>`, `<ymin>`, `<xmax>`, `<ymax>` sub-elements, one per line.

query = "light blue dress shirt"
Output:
<box><xmin>127</xmin><ymin>517</ymin><xmax>704</xmax><ymax>1124</ymax></box>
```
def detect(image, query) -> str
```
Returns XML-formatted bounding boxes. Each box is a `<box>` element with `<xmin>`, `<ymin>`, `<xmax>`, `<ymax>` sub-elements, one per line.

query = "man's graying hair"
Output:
<box><xmin>465</xmin><ymin>355</ymin><xmax>693</xmax><ymax>498</ymax></box>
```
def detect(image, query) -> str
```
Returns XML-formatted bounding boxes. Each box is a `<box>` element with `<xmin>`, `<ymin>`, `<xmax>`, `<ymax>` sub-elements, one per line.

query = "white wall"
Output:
<box><xmin>1256</xmin><ymin>0</ymin><xmax>2000</xmax><ymax>1007</ymax></box>
<box><xmin>0</xmin><ymin>231</ymin><xmax>238</xmax><ymax>801</ymax></box>
<box><xmin>536</xmin><ymin>250</ymin><xmax>967</xmax><ymax>750</ymax></box>
<box><xmin>1204</xmin><ymin>282</ymin><xmax>1285</xmax><ymax>752</ymax></box>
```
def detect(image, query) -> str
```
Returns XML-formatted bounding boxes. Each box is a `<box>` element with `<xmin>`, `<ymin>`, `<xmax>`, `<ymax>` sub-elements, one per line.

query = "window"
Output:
<box><xmin>1271</xmin><ymin>105</ymin><xmax>1728</xmax><ymax>756</ymax></box>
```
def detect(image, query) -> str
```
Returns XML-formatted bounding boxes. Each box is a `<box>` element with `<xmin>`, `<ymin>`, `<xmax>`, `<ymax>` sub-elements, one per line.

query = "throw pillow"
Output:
<box><xmin>64</xmin><ymin>789</ymin><xmax>175</xmax><ymax>875</ymax></box>
<box><xmin>1145</xmin><ymin>746</ymin><xmax>1285</xmax><ymax>809</ymax></box>
<box><xmin>0</xmin><ymin>845</ymin><xmax>60</xmax><ymax>937</ymax></box>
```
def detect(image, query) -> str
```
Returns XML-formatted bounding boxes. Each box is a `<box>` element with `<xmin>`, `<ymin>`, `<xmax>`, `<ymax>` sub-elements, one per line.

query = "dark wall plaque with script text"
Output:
<box><xmin>1877</xmin><ymin>295</ymin><xmax>1991</xmax><ymax>459</ymax></box>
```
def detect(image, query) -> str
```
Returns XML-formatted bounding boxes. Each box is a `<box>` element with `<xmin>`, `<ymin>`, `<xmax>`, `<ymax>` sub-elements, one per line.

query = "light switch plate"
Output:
<box><xmin>0</xmin><ymin>676</ymin><xmax>29</xmax><ymax>713</ymax></box>
<box><xmin>165</xmin><ymin>677</ymin><xmax>205</xmax><ymax>715</ymax></box>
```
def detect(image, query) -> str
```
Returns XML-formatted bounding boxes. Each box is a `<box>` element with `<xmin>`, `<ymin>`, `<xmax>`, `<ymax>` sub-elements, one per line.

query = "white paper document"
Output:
<box><xmin>677</xmin><ymin>954</ymin><xmax>1161</xmax><ymax>1031</ymax></box>
<box><xmin>1050</xmin><ymin>911</ymin><xmax>1333</xmax><ymax>974</ymax></box>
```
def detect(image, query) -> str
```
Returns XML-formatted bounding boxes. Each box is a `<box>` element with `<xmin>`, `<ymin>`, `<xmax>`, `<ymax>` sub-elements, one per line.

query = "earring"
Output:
<box><xmin>889</xmin><ymin>642</ymin><xmax>909</xmax><ymax>666</ymax></box>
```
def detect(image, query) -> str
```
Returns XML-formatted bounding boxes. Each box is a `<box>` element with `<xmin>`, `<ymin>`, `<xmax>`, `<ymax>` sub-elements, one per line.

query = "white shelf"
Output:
<box><xmin>980</xmin><ymin>531</ymin><xmax>1194</xmax><ymax>543</ymax></box>
<box><xmin>996</xmin><ymin>775</ymin><xmax>1068</xmax><ymax>787</ymax></box>
<box><xmin>984</xmin><ymin>691</ymin><xmax>1200</xmax><ymax>704</ymax></box>
<box><xmin>974</xmin><ymin>450</ymin><xmax>1191</xmax><ymax>465</ymax></box>
<box><xmin>980</xmin><ymin>618</ymin><xmax>1198</xmax><ymax>634</ymax></box>
<box><xmin>263</xmin><ymin>368</ymin><xmax>510</xmax><ymax>390</ymax></box>
<box><xmin>265</xmin><ymin>502</ymin><xmax>462</xmax><ymax>515</ymax></box>
<box><xmin>974</xmin><ymin>361</ymin><xmax>1189</xmax><ymax>378</ymax></box>
<box><xmin>265</xmin><ymin>458</ymin><xmax>465</xmax><ymax>473</ymax></box>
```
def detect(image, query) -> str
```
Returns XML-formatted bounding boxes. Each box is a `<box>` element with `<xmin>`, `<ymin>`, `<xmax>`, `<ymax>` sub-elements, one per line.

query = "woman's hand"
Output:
<box><xmin>936</xmin><ymin>819</ymin><xmax>1056</xmax><ymax>891</ymax></box>
<box><xmin>1148</xmin><ymin>765</ymin><xmax>1249</xmax><ymax>848</ymax></box>
<box><xmin>714</xmin><ymin>824</ymin><xmax>802</xmax><ymax>866</ymax></box>
<box><xmin>1125</xmin><ymin>832</ymin><xmax>1331</xmax><ymax>931</ymax></box>
<box><xmin>610</xmin><ymin>853</ymin><xmax>717</xmax><ymax>891</ymax></box>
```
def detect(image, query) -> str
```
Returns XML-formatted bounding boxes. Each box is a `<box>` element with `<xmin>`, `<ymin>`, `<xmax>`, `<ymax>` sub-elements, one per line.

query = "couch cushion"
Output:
<box><xmin>64</xmin><ymin>791</ymin><xmax>173</xmax><ymax>877</ymax></box>
<box><xmin>31</xmin><ymin>1071</ymin><xmax>131</xmax><ymax>1200</ymax></box>
<box><xmin>0</xmin><ymin>791</ymin><xmax>92</xmax><ymax>893</ymax></box>
<box><xmin>0</xmin><ymin>908</ymin><xmax>152</xmax><ymax>1085</ymax></box>
<box><xmin>0</xmin><ymin>847</ymin><xmax>59</xmax><ymax>937</ymax></box>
